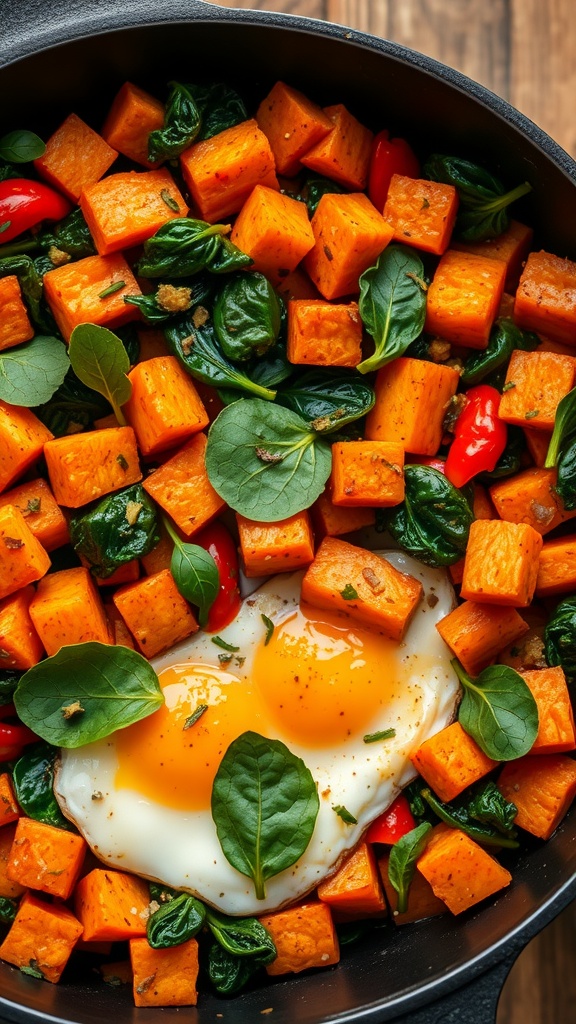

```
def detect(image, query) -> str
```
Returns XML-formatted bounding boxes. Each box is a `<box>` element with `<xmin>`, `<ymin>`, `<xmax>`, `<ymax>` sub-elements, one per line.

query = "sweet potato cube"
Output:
<box><xmin>34</xmin><ymin>113</ymin><xmax>118</xmax><ymax>201</ymax></box>
<box><xmin>43</xmin><ymin>252</ymin><xmax>142</xmax><ymax>342</ymax></box>
<box><xmin>236</xmin><ymin>510</ymin><xmax>314</xmax><ymax>578</ymax></box>
<box><xmin>416</xmin><ymin>826</ymin><xmax>512</xmax><ymax>914</ymax></box>
<box><xmin>364</xmin><ymin>357</ymin><xmax>460</xmax><ymax>455</ymax></box>
<box><xmin>74</xmin><ymin>868</ymin><xmax>150</xmax><ymax>942</ymax></box>
<box><xmin>0</xmin><ymin>891</ymin><xmax>83</xmax><ymax>983</ymax></box>
<box><xmin>130</xmin><ymin>936</ymin><xmax>199</xmax><ymax>1007</ymax></box>
<box><xmin>7</xmin><ymin>818</ymin><xmax>86</xmax><ymax>900</ymax></box>
<box><xmin>435</xmin><ymin>601</ymin><xmax>529</xmax><ymax>677</ymax></box>
<box><xmin>451</xmin><ymin>219</ymin><xmax>533</xmax><ymax>290</ymax></box>
<box><xmin>29</xmin><ymin>566</ymin><xmax>111</xmax><ymax>655</ymax></box>
<box><xmin>460</xmin><ymin>519</ymin><xmax>543</xmax><ymax>607</ymax></box>
<box><xmin>410</xmin><ymin>721</ymin><xmax>499</xmax><ymax>803</ymax></box>
<box><xmin>112</xmin><ymin>568</ymin><xmax>199</xmax><ymax>658</ymax></box>
<box><xmin>330</xmin><ymin>440</ymin><xmax>405</xmax><ymax>507</ymax></box>
<box><xmin>498</xmin><ymin>754</ymin><xmax>576</xmax><ymax>839</ymax></box>
<box><xmin>523</xmin><ymin>426</ymin><xmax>552</xmax><ymax>468</ymax></box>
<box><xmin>180</xmin><ymin>118</ymin><xmax>278</xmax><ymax>223</ymax></box>
<box><xmin>0</xmin><ymin>477</ymin><xmax>69</xmax><ymax>552</ymax></box>
<box><xmin>499</xmin><ymin>349</ymin><xmax>576</xmax><ymax>432</ymax></box>
<box><xmin>311</xmin><ymin>490</ymin><xmax>375</xmax><ymax>538</ymax></box>
<box><xmin>44</xmin><ymin>426</ymin><xmax>141</xmax><ymax>508</ymax></box>
<box><xmin>142</xmin><ymin>433</ymin><xmax>226</xmax><ymax>537</ymax></box>
<box><xmin>230</xmin><ymin>185</ymin><xmax>315</xmax><ymax>284</ymax></box>
<box><xmin>0</xmin><ymin>823</ymin><xmax>25</xmax><ymax>898</ymax></box>
<box><xmin>140</xmin><ymin>523</ymin><xmax>173</xmax><ymax>576</ymax></box>
<box><xmin>536</xmin><ymin>534</ymin><xmax>576</xmax><ymax>596</ymax></box>
<box><xmin>0</xmin><ymin>275</ymin><xmax>34</xmax><ymax>352</ymax></box>
<box><xmin>378</xmin><ymin>851</ymin><xmax>447</xmax><ymax>925</ymax></box>
<box><xmin>80</xmin><ymin>168</ymin><xmax>187</xmax><ymax>255</ymax></box>
<box><xmin>489</xmin><ymin>467</ymin><xmax>576</xmax><ymax>536</ymax></box>
<box><xmin>317</xmin><ymin>841</ymin><xmax>387</xmax><ymax>919</ymax></box>
<box><xmin>0</xmin><ymin>586</ymin><xmax>44</xmax><ymax>670</ymax></box>
<box><xmin>383</xmin><ymin>175</ymin><xmax>458</xmax><ymax>255</ymax></box>
<box><xmin>259</xmin><ymin>901</ymin><xmax>339</xmax><ymax>975</ymax></box>
<box><xmin>0</xmin><ymin>773</ymin><xmax>20</xmax><ymax>827</ymax></box>
<box><xmin>304</xmin><ymin>192</ymin><xmax>394</xmax><ymax>300</ymax></box>
<box><xmin>0</xmin><ymin>401</ymin><xmax>53</xmax><ymax>494</ymax></box>
<box><xmin>300</xmin><ymin>103</ymin><xmax>373</xmax><ymax>190</ymax></box>
<box><xmin>425</xmin><ymin>249</ymin><xmax>506</xmax><ymax>349</ymax></box>
<box><xmin>301</xmin><ymin>536</ymin><xmax>423</xmax><ymax>641</ymax></box>
<box><xmin>514</xmin><ymin>250</ymin><xmax>576</xmax><ymax>346</ymax></box>
<box><xmin>102</xmin><ymin>81</ymin><xmax>166</xmax><ymax>168</ymax></box>
<box><xmin>287</xmin><ymin>299</ymin><xmax>362</xmax><ymax>367</ymax></box>
<box><xmin>0</xmin><ymin>505</ymin><xmax>51</xmax><ymax>601</ymax></box>
<box><xmin>521</xmin><ymin>666</ymin><xmax>576</xmax><ymax>754</ymax></box>
<box><xmin>124</xmin><ymin>355</ymin><xmax>209</xmax><ymax>456</ymax></box>
<box><xmin>256</xmin><ymin>80</ymin><xmax>334</xmax><ymax>176</ymax></box>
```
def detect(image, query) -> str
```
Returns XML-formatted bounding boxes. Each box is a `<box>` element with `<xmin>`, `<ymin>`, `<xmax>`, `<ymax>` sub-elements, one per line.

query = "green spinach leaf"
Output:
<box><xmin>545</xmin><ymin>385</ymin><xmax>576</xmax><ymax>468</ymax></box>
<box><xmin>205</xmin><ymin>907</ymin><xmax>276</xmax><ymax>960</ymax></box>
<box><xmin>0</xmin><ymin>670</ymin><xmax>21</xmax><ymax>704</ymax></box>
<box><xmin>68</xmin><ymin>324</ymin><xmax>131</xmax><ymax>425</ymax></box>
<box><xmin>69</xmin><ymin>484</ymin><xmax>160</xmax><ymax>579</ymax></box>
<box><xmin>544</xmin><ymin>595</ymin><xmax>576</xmax><ymax>680</ymax></box>
<box><xmin>14</xmin><ymin>642</ymin><xmax>164</xmax><ymax>748</ymax></box>
<box><xmin>137</xmin><ymin>218</ymin><xmax>252</xmax><ymax>279</ymax></box>
<box><xmin>419</xmin><ymin>787</ymin><xmax>519</xmax><ymax>848</ymax></box>
<box><xmin>461</xmin><ymin>318</ymin><xmax>540</xmax><ymax>387</ymax></box>
<box><xmin>211</xmin><ymin>731</ymin><xmax>319</xmax><ymax>900</ymax></box>
<box><xmin>0</xmin><ymin>254</ymin><xmax>52</xmax><ymax>331</ymax></box>
<box><xmin>277</xmin><ymin>369</ymin><xmax>375</xmax><ymax>432</ymax></box>
<box><xmin>163</xmin><ymin>516</ymin><xmax>219</xmax><ymax>627</ymax></box>
<box><xmin>384</xmin><ymin>464</ymin><xmax>473</xmax><ymax>567</ymax></box>
<box><xmin>188</xmin><ymin>82</ymin><xmax>247</xmax><ymax>141</ymax></box>
<box><xmin>0</xmin><ymin>335</ymin><xmax>69</xmax><ymax>406</ymax></box>
<box><xmin>467</xmin><ymin>780</ymin><xmax>518</xmax><ymax>834</ymax></box>
<box><xmin>207</xmin><ymin>941</ymin><xmax>265</xmax><ymax>995</ymax></box>
<box><xmin>300</xmin><ymin>175</ymin><xmax>346</xmax><ymax>216</ymax></box>
<box><xmin>12</xmin><ymin>742</ymin><xmax>72</xmax><ymax>830</ymax></box>
<box><xmin>0</xmin><ymin>131</ymin><xmax>45</xmax><ymax>163</ymax></box>
<box><xmin>125</xmin><ymin>276</ymin><xmax>214</xmax><ymax>325</ymax></box>
<box><xmin>0</xmin><ymin>896</ymin><xmax>18</xmax><ymax>925</ymax></box>
<box><xmin>357</xmin><ymin>244</ymin><xmax>427</xmax><ymax>375</ymax></box>
<box><xmin>387</xmin><ymin>822</ymin><xmax>432</xmax><ymax>913</ymax></box>
<box><xmin>37</xmin><ymin>208</ymin><xmax>96</xmax><ymax>264</ymax></box>
<box><xmin>556</xmin><ymin>439</ymin><xmax>576</xmax><ymax>510</ymax></box>
<box><xmin>147</xmin><ymin>891</ymin><xmax>205</xmax><ymax>948</ymax></box>
<box><xmin>213</xmin><ymin>272</ymin><xmax>281</xmax><ymax>362</ymax></box>
<box><xmin>34</xmin><ymin>367</ymin><xmax>112</xmax><ymax>436</ymax></box>
<box><xmin>148</xmin><ymin>81</ymin><xmax>201</xmax><ymax>163</ymax></box>
<box><xmin>205</xmin><ymin>399</ymin><xmax>332</xmax><ymax>521</ymax></box>
<box><xmin>424</xmin><ymin>154</ymin><xmax>532</xmax><ymax>241</ymax></box>
<box><xmin>478</xmin><ymin>425</ymin><xmax>526</xmax><ymax>482</ymax></box>
<box><xmin>453</xmin><ymin>659</ymin><xmax>539</xmax><ymax>761</ymax></box>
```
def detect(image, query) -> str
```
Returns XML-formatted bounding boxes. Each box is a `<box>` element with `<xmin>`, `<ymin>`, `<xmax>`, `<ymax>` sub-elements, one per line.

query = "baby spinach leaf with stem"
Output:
<box><xmin>0</xmin><ymin>130</ymin><xmax>45</xmax><ymax>163</ymax></box>
<box><xmin>461</xmin><ymin>318</ymin><xmax>540</xmax><ymax>387</ymax></box>
<box><xmin>69</xmin><ymin>484</ymin><xmax>160</xmax><ymax>579</ymax></box>
<box><xmin>205</xmin><ymin>907</ymin><xmax>276</xmax><ymax>961</ymax></box>
<box><xmin>136</xmin><ymin>218</ymin><xmax>252</xmax><ymax>279</ymax></box>
<box><xmin>146</xmin><ymin>891</ymin><xmax>206</xmax><ymax>948</ymax></box>
<box><xmin>424</xmin><ymin>154</ymin><xmax>532</xmax><ymax>241</ymax></box>
<box><xmin>384</xmin><ymin>464</ymin><xmax>473</xmax><ymax>567</ymax></box>
<box><xmin>13</xmin><ymin>642</ymin><xmax>164</xmax><ymax>748</ymax></box>
<box><xmin>68</xmin><ymin>324</ymin><xmax>131</xmax><ymax>425</ymax></box>
<box><xmin>213</xmin><ymin>271</ymin><xmax>282</xmax><ymax>362</ymax></box>
<box><xmin>453</xmin><ymin>659</ymin><xmax>539</xmax><ymax>761</ymax></box>
<box><xmin>205</xmin><ymin>399</ymin><xmax>332</xmax><ymax>522</ymax></box>
<box><xmin>544</xmin><ymin>595</ymin><xmax>576</xmax><ymax>680</ymax></box>
<box><xmin>387</xmin><ymin>822</ymin><xmax>432</xmax><ymax>913</ymax></box>
<box><xmin>211</xmin><ymin>731</ymin><xmax>319</xmax><ymax>900</ymax></box>
<box><xmin>12</xmin><ymin>742</ymin><xmax>72</xmax><ymax>830</ymax></box>
<box><xmin>357</xmin><ymin>244</ymin><xmax>427</xmax><ymax>375</ymax></box>
<box><xmin>276</xmin><ymin>369</ymin><xmax>375</xmax><ymax>432</ymax></box>
<box><xmin>0</xmin><ymin>335</ymin><xmax>69</xmax><ymax>406</ymax></box>
<box><xmin>148</xmin><ymin>81</ymin><xmax>201</xmax><ymax>163</ymax></box>
<box><xmin>163</xmin><ymin>515</ymin><xmax>219</xmax><ymax>627</ymax></box>
<box><xmin>419</xmin><ymin>787</ymin><xmax>519</xmax><ymax>848</ymax></box>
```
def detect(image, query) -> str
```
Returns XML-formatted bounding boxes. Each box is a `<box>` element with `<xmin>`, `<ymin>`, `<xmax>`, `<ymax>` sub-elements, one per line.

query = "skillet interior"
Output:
<box><xmin>0</xmin><ymin>10</ymin><xmax>574</xmax><ymax>1024</ymax></box>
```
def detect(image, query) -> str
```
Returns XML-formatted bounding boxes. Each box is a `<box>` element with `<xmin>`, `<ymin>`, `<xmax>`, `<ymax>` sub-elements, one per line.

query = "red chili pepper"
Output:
<box><xmin>368</xmin><ymin>130</ymin><xmax>420</xmax><ymax>212</ymax></box>
<box><xmin>365</xmin><ymin>794</ymin><xmax>416</xmax><ymax>844</ymax></box>
<box><xmin>0</xmin><ymin>702</ymin><xmax>37</xmax><ymax>761</ymax></box>
<box><xmin>444</xmin><ymin>384</ymin><xmax>508</xmax><ymax>489</ymax></box>
<box><xmin>194</xmin><ymin>521</ymin><xmax>241</xmax><ymax>633</ymax></box>
<box><xmin>0</xmin><ymin>178</ymin><xmax>72</xmax><ymax>244</ymax></box>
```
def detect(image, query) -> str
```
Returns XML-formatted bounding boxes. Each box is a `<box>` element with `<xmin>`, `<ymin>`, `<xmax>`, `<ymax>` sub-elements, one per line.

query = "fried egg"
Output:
<box><xmin>55</xmin><ymin>551</ymin><xmax>460</xmax><ymax>916</ymax></box>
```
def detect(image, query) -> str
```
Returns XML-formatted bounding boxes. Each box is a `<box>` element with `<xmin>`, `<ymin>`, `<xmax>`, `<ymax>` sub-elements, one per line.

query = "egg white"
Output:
<box><xmin>55</xmin><ymin>551</ymin><xmax>459</xmax><ymax>916</ymax></box>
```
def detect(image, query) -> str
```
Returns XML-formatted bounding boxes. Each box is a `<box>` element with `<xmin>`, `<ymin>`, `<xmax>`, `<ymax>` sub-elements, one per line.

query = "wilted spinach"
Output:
<box><xmin>69</xmin><ymin>484</ymin><xmax>159</xmax><ymax>579</ymax></box>
<box><xmin>207</xmin><ymin>942</ymin><xmax>264</xmax><ymax>995</ymax></box>
<box><xmin>148</xmin><ymin>81</ymin><xmax>201</xmax><ymax>163</ymax></box>
<box><xmin>544</xmin><ymin>595</ymin><xmax>576</xmax><ymax>680</ymax></box>
<box><xmin>37</xmin><ymin>208</ymin><xmax>96</xmax><ymax>264</ymax></box>
<box><xmin>384</xmin><ymin>464</ymin><xmax>473</xmax><ymax>567</ymax></box>
<box><xmin>34</xmin><ymin>367</ymin><xmax>112</xmax><ymax>436</ymax></box>
<box><xmin>357</xmin><ymin>244</ymin><xmax>427</xmax><ymax>375</ymax></box>
<box><xmin>453</xmin><ymin>659</ymin><xmax>539</xmax><ymax>761</ymax></box>
<box><xmin>300</xmin><ymin>175</ymin><xmax>346</xmax><ymax>216</ymax></box>
<box><xmin>12</xmin><ymin>741</ymin><xmax>72</xmax><ymax>830</ymax></box>
<box><xmin>277</xmin><ymin>369</ymin><xmax>375</xmax><ymax>432</ymax></box>
<box><xmin>125</xmin><ymin>276</ymin><xmax>214</xmax><ymax>325</ymax></box>
<box><xmin>213</xmin><ymin>272</ymin><xmax>281</xmax><ymax>362</ymax></box>
<box><xmin>189</xmin><ymin>82</ymin><xmax>247</xmax><ymax>141</ymax></box>
<box><xmin>461</xmin><ymin>318</ymin><xmax>540</xmax><ymax>387</ymax></box>
<box><xmin>205</xmin><ymin>907</ymin><xmax>277</xmax><ymax>960</ymax></box>
<box><xmin>544</xmin><ymin>385</ymin><xmax>576</xmax><ymax>509</ymax></box>
<box><xmin>0</xmin><ymin>897</ymin><xmax>18</xmax><ymax>925</ymax></box>
<box><xmin>0</xmin><ymin>254</ymin><xmax>52</xmax><ymax>331</ymax></box>
<box><xmin>0</xmin><ymin>335</ymin><xmax>69</xmax><ymax>407</ymax></box>
<box><xmin>424</xmin><ymin>154</ymin><xmax>532</xmax><ymax>241</ymax></box>
<box><xmin>420</xmin><ymin>787</ymin><xmax>519</xmax><ymax>848</ymax></box>
<box><xmin>0</xmin><ymin>670</ymin><xmax>21</xmax><ymax>704</ymax></box>
<box><xmin>147</xmin><ymin>891</ymin><xmax>205</xmax><ymax>948</ymax></box>
<box><xmin>136</xmin><ymin>218</ymin><xmax>252</xmax><ymax>279</ymax></box>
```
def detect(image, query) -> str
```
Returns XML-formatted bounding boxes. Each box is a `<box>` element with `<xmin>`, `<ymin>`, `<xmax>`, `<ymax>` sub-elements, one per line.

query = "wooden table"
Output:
<box><xmin>210</xmin><ymin>2</ymin><xmax>575</xmax><ymax>1020</ymax></box>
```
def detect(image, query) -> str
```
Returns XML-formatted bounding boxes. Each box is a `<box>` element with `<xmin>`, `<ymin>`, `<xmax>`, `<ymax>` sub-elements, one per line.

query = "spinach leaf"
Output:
<box><xmin>0</xmin><ymin>254</ymin><xmax>52</xmax><ymax>331</ymax></box>
<box><xmin>38</xmin><ymin>208</ymin><xmax>96</xmax><ymax>264</ymax></box>
<box><xmin>467</xmin><ymin>780</ymin><xmax>518</xmax><ymax>835</ymax></box>
<box><xmin>148</xmin><ymin>81</ymin><xmax>201</xmax><ymax>163</ymax></box>
<box><xmin>68</xmin><ymin>324</ymin><xmax>131</xmax><ymax>425</ymax></box>
<box><xmin>545</xmin><ymin>385</ymin><xmax>576</xmax><ymax>469</ymax></box>
<box><xmin>0</xmin><ymin>896</ymin><xmax>18</xmax><ymax>925</ymax></box>
<box><xmin>453</xmin><ymin>660</ymin><xmax>539</xmax><ymax>761</ymax></box>
<box><xmin>424</xmin><ymin>154</ymin><xmax>532</xmax><ymax>241</ymax></box>
<box><xmin>34</xmin><ymin>367</ymin><xmax>112</xmax><ymax>436</ymax></box>
<box><xmin>207</xmin><ymin>942</ymin><xmax>265</xmax><ymax>995</ymax></box>
<box><xmin>12</xmin><ymin>741</ymin><xmax>72</xmax><ymax>830</ymax></box>
<box><xmin>387</xmin><ymin>822</ymin><xmax>432</xmax><ymax>913</ymax></box>
<box><xmin>357</xmin><ymin>244</ymin><xmax>427</xmax><ymax>375</ymax></box>
<box><xmin>205</xmin><ymin>399</ymin><xmax>332</xmax><ymax>521</ymax></box>
<box><xmin>205</xmin><ymin>907</ymin><xmax>276</xmax><ymax>961</ymax></box>
<box><xmin>461</xmin><ymin>318</ymin><xmax>540</xmax><ymax>387</ymax></box>
<box><xmin>0</xmin><ymin>130</ymin><xmax>45</xmax><ymax>163</ymax></box>
<box><xmin>0</xmin><ymin>670</ymin><xmax>21</xmax><ymax>704</ymax></box>
<box><xmin>189</xmin><ymin>82</ymin><xmax>248</xmax><ymax>141</ymax></box>
<box><xmin>478</xmin><ymin>425</ymin><xmax>526</xmax><ymax>482</ymax></box>
<box><xmin>146</xmin><ymin>891</ymin><xmax>205</xmax><ymax>948</ymax></box>
<box><xmin>13</xmin><ymin>642</ymin><xmax>164</xmax><ymax>748</ymax></box>
<box><xmin>544</xmin><ymin>595</ymin><xmax>576</xmax><ymax>680</ymax></box>
<box><xmin>213</xmin><ymin>272</ymin><xmax>281</xmax><ymax>362</ymax></box>
<box><xmin>164</xmin><ymin>314</ymin><xmax>278</xmax><ymax>401</ymax></box>
<box><xmin>556</xmin><ymin>439</ymin><xmax>576</xmax><ymax>510</ymax></box>
<box><xmin>384</xmin><ymin>464</ymin><xmax>473</xmax><ymax>567</ymax></box>
<box><xmin>300</xmin><ymin>175</ymin><xmax>346</xmax><ymax>216</ymax></box>
<box><xmin>137</xmin><ymin>218</ymin><xmax>252</xmax><ymax>279</ymax></box>
<box><xmin>420</xmin><ymin>788</ymin><xmax>519</xmax><ymax>848</ymax></box>
<box><xmin>211</xmin><ymin>731</ymin><xmax>319</xmax><ymax>900</ymax></box>
<box><xmin>0</xmin><ymin>335</ymin><xmax>69</xmax><ymax>406</ymax></box>
<box><xmin>69</xmin><ymin>484</ymin><xmax>160</xmax><ymax>579</ymax></box>
<box><xmin>403</xmin><ymin>778</ymin><xmax>436</xmax><ymax>824</ymax></box>
<box><xmin>277</xmin><ymin>369</ymin><xmax>375</xmax><ymax>432</ymax></box>
<box><xmin>163</xmin><ymin>516</ymin><xmax>219</xmax><ymax>627</ymax></box>
<box><xmin>125</xmin><ymin>276</ymin><xmax>214</xmax><ymax>325</ymax></box>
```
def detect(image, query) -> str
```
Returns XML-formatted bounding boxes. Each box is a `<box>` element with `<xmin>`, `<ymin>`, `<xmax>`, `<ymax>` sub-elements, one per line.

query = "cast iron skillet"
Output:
<box><xmin>0</xmin><ymin>2</ymin><xmax>575</xmax><ymax>1023</ymax></box>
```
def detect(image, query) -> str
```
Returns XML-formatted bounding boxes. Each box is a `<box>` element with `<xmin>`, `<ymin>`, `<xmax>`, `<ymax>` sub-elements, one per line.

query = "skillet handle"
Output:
<box><xmin>390</xmin><ymin>952</ymin><xmax>518</xmax><ymax>1024</ymax></box>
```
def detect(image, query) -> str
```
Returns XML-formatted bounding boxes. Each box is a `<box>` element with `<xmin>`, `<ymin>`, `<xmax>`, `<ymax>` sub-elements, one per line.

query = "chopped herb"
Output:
<box><xmin>183</xmin><ymin>704</ymin><xmax>208</xmax><ymax>730</ymax></box>
<box><xmin>211</xmin><ymin>636</ymin><xmax>240</xmax><ymax>653</ymax></box>
<box><xmin>160</xmin><ymin>189</ymin><xmax>180</xmax><ymax>212</ymax></box>
<box><xmin>0</xmin><ymin>221</ymin><xmax>11</xmax><ymax>235</ymax></box>
<box><xmin>20</xmin><ymin>960</ymin><xmax>44</xmax><ymax>979</ymax></box>
<box><xmin>340</xmin><ymin>583</ymin><xmax>358</xmax><ymax>601</ymax></box>
<box><xmin>24</xmin><ymin>497</ymin><xmax>41</xmax><ymax>514</ymax></box>
<box><xmin>332</xmin><ymin>804</ymin><xmax>358</xmax><ymax>824</ymax></box>
<box><xmin>98</xmin><ymin>280</ymin><xmax>126</xmax><ymax>299</ymax></box>
<box><xmin>363</xmin><ymin>728</ymin><xmax>397</xmax><ymax>743</ymax></box>
<box><xmin>421</xmin><ymin>197</ymin><xmax>430</xmax><ymax>210</ymax></box>
<box><xmin>502</xmin><ymin>381</ymin><xmax>516</xmax><ymax>392</ymax></box>
<box><xmin>116</xmin><ymin>453</ymin><xmax>129</xmax><ymax>470</ymax></box>
<box><xmin>218</xmin><ymin>652</ymin><xmax>233</xmax><ymax>664</ymax></box>
<box><xmin>261</xmin><ymin>614</ymin><xmax>274</xmax><ymax>645</ymax></box>
<box><xmin>525</xmin><ymin>408</ymin><xmax>539</xmax><ymax>420</ymax></box>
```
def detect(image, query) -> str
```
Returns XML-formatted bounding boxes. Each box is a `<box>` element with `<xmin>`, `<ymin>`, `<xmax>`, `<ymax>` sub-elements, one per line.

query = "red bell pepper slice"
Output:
<box><xmin>0</xmin><ymin>703</ymin><xmax>37</xmax><ymax>761</ymax></box>
<box><xmin>444</xmin><ymin>384</ymin><xmax>508</xmax><ymax>489</ymax></box>
<box><xmin>0</xmin><ymin>178</ymin><xmax>72</xmax><ymax>244</ymax></box>
<box><xmin>194</xmin><ymin>521</ymin><xmax>241</xmax><ymax>633</ymax></box>
<box><xmin>365</xmin><ymin>793</ymin><xmax>416</xmax><ymax>844</ymax></box>
<box><xmin>368</xmin><ymin>130</ymin><xmax>420</xmax><ymax>212</ymax></box>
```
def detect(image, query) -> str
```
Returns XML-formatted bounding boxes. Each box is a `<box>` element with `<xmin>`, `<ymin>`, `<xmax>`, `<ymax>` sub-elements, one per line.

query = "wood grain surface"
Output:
<box><xmin>209</xmin><ymin>3</ymin><xmax>574</xmax><ymax>1021</ymax></box>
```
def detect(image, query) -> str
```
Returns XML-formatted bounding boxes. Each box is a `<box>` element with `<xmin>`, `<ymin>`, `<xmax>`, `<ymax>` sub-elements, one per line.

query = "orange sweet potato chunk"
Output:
<box><xmin>74</xmin><ymin>868</ymin><xmax>150</xmax><ymax>942</ymax></box>
<box><xmin>498</xmin><ymin>754</ymin><xmax>576</xmax><ymax>839</ymax></box>
<box><xmin>364</xmin><ymin>357</ymin><xmax>460</xmax><ymax>455</ymax></box>
<box><xmin>330</xmin><ymin>440</ymin><xmax>405</xmax><ymax>507</ymax></box>
<box><xmin>80</xmin><ymin>168</ymin><xmax>187</xmax><ymax>255</ymax></box>
<box><xmin>142</xmin><ymin>433</ymin><xmax>226</xmax><ymax>538</ymax></box>
<box><xmin>256</xmin><ymin>81</ymin><xmax>334</xmax><ymax>176</ymax></box>
<box><xmin>0</xmin><ymin>477</ymin><xmax>69</xmax><ymax>552</ymax></box>
<box><xmin>259</xmin><ymin>901</ymin><xmax>340</xmax><ymax>975</ymax></box>
<box><xmin>0</xmin><ymin>586</ymin><xmax>45</xmax><ymax>670</ymax></box>
<box><xmin>236</xmin><ymin>510</ymin><xmax>315</xmax><ymax>577</ymax></box>
<box><xmin>230</xmin><ymin>185</ymin><xmax>315</xmax><ymax>284</ymax></box>
<box><xmin>0</xmin><ymin>773</ymin><xmax>20</xmax><ymax>827</ymax></box>
<box><xmin>301</xmin><ymin>536</ymin><xmax>423</xmax><ymax>641</ymax></box>
<box><xmin>317</xmin><ymin>841</ymin><xmax>387</xmax><ymax>919</ymax></box>
<box><xmin>0</xmin><ymin>891</ymin><xmax>83</xmax><ymax>983</ymax></box>
<box><xmin>43</xmin><ymin>252</ymin><xmax>142</xmax><ymax>342</ymax></box>
<box><xmin>0</xmin><ymin>401</ymin><xmax>53</xmax><ymax>495</ymax></box>
<box><xmin>416</xmin><ymin>826</ymin><xmax>512</xmax><ymax>914</ymax></box>
<box><xmin>130</xmin><ymin>936</ymin><xmax>199</xmax><ymax>1007</ymax></box>
<box><xmin>0</xmin><ymin>823</ymin><xmax>26</xmax><ymax>898</ymax></box>
<box><xmin>451</xmin><ymin>219</ymin><xmax>534</xmax><ymax>291</ymax></box>
<box><xmin>521</xmin><ymin>666</ymin><xmax>576</xmax><ymax>754</ymax></box>
<box><xmin>311</xmin><ymin>490</ymin><xmax>375</xmax><ymax>538</ymax></box>
<box><xmin>7</xmin><ymin>818</ymin><xmax>86</xmax><ymax>900</ymax></box>
<box><xmin>300</xmin><ymin>103</ymin><xmax>373</xmax><ymax>191</ymax></box>
<box><xmin>378</xmin><ymin>850</ymin><xmax>447</xmax><ymax>925</ymax></box>
<box><xmin>0</xmin><ymin>275</ymin><xmax>34</xmax><ymax>352</ymax></box>
<box><xmin>124</xmin><ymin>355</ymin><xmax>209</xmax><ymax>456</ymax></box>
<box><xmin>287</xmin><ymin>299</ymin><xmax>363</xmax><ymax>367</ymax></box>
<box><xmin>489</xmin><ymin>467</ymin><xmax>576</xmax><ymax>536</ymax></box>
<box><xmin>460</xmin><ymin>519</ymin><xmax>543</xmax><ymax>607</ymax></box>
<box><xmin>435</xmin><ymin>601</ymin><xmax>529</xmax><ymax>677</ymax></box>
<box><xmin>514</xmin><ymin>250</ymin><xmax>576</xmax><ymax>346</ymax></box>
<box><xmin>536</xmin><ymin>534</ymin><xmax>576</xmax><ymax>596</ymax></box>
<box><xmin>498</xmin><ymin>349</ymin><xmax>576</xmax><ymax>432</ymax></box>
<box><xmin>383</xmin><ymin>174</ymin><xmax>458</xmax><ymax>255</ymax></box>
<box><xmin>0</xmin><ymin>505</ymin><xmax>51</xmax><ymax>602</ymax></box>
<box><xmin>410</xmin><ymin>721</ymin><xmax>498</xmax><ymax>803</ymax></box>
<box><xmin>34</xmin><ymin>113</ymin><xmax>118</xmax><ymax>201</ymax></box>
<box><xmin>29</xmin><ymin>566</ymin><xmax>111</xmax><ymax>655</ymax></box>
<box><xmin>112</xmin><ymin>568</ymin><xmax>199</xmax><ymax>658</ymax></box>
<box><xmin>44</xmin><ymin>426</ymin><xmax>142</xmax><ymax>508</ymax></box>
<box><xmin>102</xmin><ymin>81</ymin><xmax>166</xmax><ymax>168</ymax></box>
<box><xmin>425</xmin><ymin>249</ymin><xmax>507</xmax><ymax>349</ymax></box>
